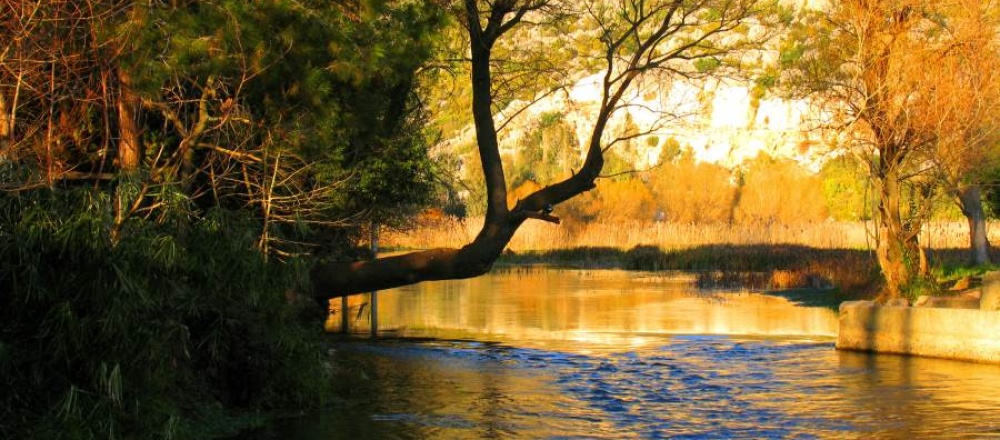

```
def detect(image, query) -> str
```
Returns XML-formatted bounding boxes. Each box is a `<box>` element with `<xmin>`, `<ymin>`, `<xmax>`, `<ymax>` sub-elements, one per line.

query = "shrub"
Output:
<box><xmin>0</xmin><ymin>188</ymin><xmax>331</xmax><ymax>439</ymax></box>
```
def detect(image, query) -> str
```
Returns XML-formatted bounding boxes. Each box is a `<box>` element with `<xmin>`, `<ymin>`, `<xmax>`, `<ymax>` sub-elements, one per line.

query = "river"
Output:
<box><xmin>247</xmin><ymin>268</ymin><xmax>1000</xmax><ymax>439</ymax></box>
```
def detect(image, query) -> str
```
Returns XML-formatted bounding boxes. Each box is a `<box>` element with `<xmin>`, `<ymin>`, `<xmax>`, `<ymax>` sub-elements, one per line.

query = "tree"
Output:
<box><xmin>734</xmin><ymin>153</ymin><xmax>826</xmax><ymax>224</ymax></box>
<box><xmin>0</xmin><ymin>0</ymin><xmax>444</xmax><ymax>254</ymax></box>
<box><xmin>784</xmin><ymin>0</ymin><xmax>972</xmax><ymax>297</ymax></box>
<box><xmin>648</xmin><ymin>151</ymin><xmax>737</xmax><ymax>224</ymax></box>
<box><xmin>310</xmin><ymin>0</ymin><xmax>779</xmax><ymax>299</ymax></box>
<box><xmin>922</xmin><ymin>0</ymin><xmax>1000</xmax><ymax>265</ymax></box>
<box><xmin>0</xmin><ymin>2</ymin><xmax>449</xmax><ymax>435</ymax></box>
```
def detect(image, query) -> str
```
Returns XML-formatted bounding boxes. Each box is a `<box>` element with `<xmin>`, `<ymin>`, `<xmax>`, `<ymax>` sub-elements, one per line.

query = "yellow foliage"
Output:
<box><xmin>648</xmin><ymin>154</ymin><xmax>736</xmax><ymax>223</ymax></box>
<box><xmin>735</xmin><ymin>154</ymin><xmax>827</xmax><ymax>224</ymax></box>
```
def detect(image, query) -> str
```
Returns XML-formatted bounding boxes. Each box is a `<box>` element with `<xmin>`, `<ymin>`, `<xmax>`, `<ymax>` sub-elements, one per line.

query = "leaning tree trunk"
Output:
<box><xmin>311</xmin><ymin>2</ymin><xmax>609</xmax><ymax>301</ymax></box>
<box><xmin>957</xmin><ymin>184</ymin><xmax>991</xmax><ymax>265</ymax></box>
<box><xmin>309</xmin><ymin>0</ymin><xmax>756</xmax><ymax>302</ymax></box>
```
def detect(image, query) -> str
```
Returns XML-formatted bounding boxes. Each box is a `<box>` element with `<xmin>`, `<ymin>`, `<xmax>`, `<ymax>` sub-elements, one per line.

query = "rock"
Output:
<box><xmin>884</xmin><ymin>298</ymin><xmax>909</xmax><ymax>307</ymax></box>
<box><xmin>913</xmin><ymin>295</ymin><xmax>980</xmax><ymax>309</ymax></box>
<box><xmin>961</xmin><ymin>289</ymin><xmax>982</xmax><ymax>300</ymax></box>
<box><xmin>950</xmin><ymin>276</ymin><xmax>971</xmax><ymax>291</ymax></box>
<box><xmin>839</xmin><ymin>300</ymin><xmax>874</xmax><ymax>313</ymax></box>
<box><xmin>981</xmin><ymin>271</ymin><xmax>1000</xmax><ymax>311</ymax></box>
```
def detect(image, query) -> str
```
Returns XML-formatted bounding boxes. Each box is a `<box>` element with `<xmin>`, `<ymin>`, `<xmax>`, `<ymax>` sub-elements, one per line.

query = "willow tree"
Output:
<box><xmin>784</xmin><ymin>0</ymin><xmax>980</xmax><ymax>298</ymax></box>
<box><xmin>311</xmin><ymin>0</ymin><xmax>779</xmax><ymax>300</ymax></box>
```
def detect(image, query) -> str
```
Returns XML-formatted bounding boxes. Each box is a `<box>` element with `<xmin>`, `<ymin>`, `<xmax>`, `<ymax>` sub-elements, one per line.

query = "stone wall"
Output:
<box><xmin>837</xmin><ymin>298</ymin><xmax>1000</xmax><ymax>363</ymax></box>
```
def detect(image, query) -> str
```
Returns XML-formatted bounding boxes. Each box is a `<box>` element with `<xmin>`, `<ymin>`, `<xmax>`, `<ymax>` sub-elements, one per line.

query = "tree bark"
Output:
<box><xmin>874</xmin><ymin>163</ymin><xmax>922</xmax><ymax>298</ymax></box>
<box><xmin>0</xmin><ymin>92</ymin><xmax>9</xmax><ymax>140</ymax></box>
<box><xmin>957</xmin><ymin>184</ymin><xmax>991</xmax><ymax>265</ymax></box>
<box><xmin>117</xmin><ymin>69</ymin><xmax>141</xmax><ymax>172</ymax></box>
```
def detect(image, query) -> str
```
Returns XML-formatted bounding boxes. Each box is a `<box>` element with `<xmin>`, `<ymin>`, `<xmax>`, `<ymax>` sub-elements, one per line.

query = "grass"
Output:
<box><xmin>498</xmin><ymin>244</ymin><xmax>883</xmax><ymax>296</ymax></box>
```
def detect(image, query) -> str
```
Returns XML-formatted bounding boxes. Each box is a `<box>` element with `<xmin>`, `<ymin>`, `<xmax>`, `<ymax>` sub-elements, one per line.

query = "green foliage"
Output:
<box><xmin>507</xmin><ymin>115</ymin><xmax>580</xmax><ymax>189</ymax></box>
<box><xmin>0</xmin><ymin>189</ymin><xmax>331</xmax><ymax>439</ymax></box>
<box><xmin>1</xmin><ymin>2</ymin><xmax>450</xmax><ymax>437</ymax></box>
<box><xmin>982</xmin><ymin>166</ymin><xmax>1000</xmax><ymax>218</ymax></box>
<box><xmin>778</xmin><ymin>43</ymin><xmax>806</xmax><ymax>67</ymax></box>
<box><xmin>656</xmin><ymin>137</ymin><xmax>682</xmax><ymax>164</ymax></box>
<box><xmin>539</xmin><ymin>111</ymin><xmax>564</xmax><ymax>128</ymax></box>
<box><xmin>819</xmin><ymin>155</ymin><xmax>871</xmax><ymax>221</ymax></box>
<box><xmin>694</xmin><ymin>57</ymin><xmax>722</xmax><ymax>73</ymax></box>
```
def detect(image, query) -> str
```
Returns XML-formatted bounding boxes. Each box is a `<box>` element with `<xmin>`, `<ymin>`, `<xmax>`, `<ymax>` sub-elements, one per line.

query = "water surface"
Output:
<box><xmin>254</xmin><ymin>269</ymin><xmax>1000</xmax><ymax>439</ymax></box>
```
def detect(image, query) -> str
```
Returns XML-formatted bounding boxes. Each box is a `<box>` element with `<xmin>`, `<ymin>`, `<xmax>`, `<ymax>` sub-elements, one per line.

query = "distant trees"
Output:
<box><xmin>734</xmin><ymin>154</ymin><xmax>826</xmax><ymax>224</ymax></box>
<box><xmin>648</xmin><ymin>152</ymin><xmax>737</xmax><ymax>224</ymax></box>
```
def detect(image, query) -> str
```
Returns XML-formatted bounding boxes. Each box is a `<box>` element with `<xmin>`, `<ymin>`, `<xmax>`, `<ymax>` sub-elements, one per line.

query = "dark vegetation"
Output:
<box><xmin>0</xmin><ymin>189</ymin><xmax>332</xmax><ymax>438</ymax></box>
<box><xmin>0</xmin><ymin>1</ymin><xmax>445</xmax><ymax>438</ymax></box>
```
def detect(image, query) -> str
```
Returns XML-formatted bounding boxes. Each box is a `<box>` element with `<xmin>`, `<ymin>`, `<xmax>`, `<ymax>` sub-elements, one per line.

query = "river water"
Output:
<box><xmin>252</xmin><ymin>268</ymin><xmax>1000</xmax><ymax>439</ymax></box>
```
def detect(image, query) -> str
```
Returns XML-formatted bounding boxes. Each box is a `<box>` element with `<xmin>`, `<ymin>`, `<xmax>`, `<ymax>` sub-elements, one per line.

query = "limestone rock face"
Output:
<box><xmin>444</xmin><ymin>73</ymin><xmax>840</xmax><ymax>173</ymax></box>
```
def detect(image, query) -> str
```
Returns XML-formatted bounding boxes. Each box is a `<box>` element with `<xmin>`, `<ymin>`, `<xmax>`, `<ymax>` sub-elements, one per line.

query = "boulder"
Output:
<box><xmin>912</xmin><ymin>295</ymin><xmax>980</xmax><ymax>309</ymax></box>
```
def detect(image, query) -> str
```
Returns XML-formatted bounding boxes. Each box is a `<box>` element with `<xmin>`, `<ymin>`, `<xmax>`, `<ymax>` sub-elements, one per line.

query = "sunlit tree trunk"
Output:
<box><xmin>0</xmin><ymin>92</ymin><xmax>9</xmax><ymax>146</ymax></box>
<box><xmin>116</xmin><ymin>69</ymin><xmax>141</xmax><ymax>172</ymax></box>
<box><xmin>957</xmin><ymin>184</ymin><xmax>991</xmax><ymax>265</ymax></box>
<box><xmin>874</xmin><ymin>162</ymin><xmax>924</xmax><ymax>298</ymax></box>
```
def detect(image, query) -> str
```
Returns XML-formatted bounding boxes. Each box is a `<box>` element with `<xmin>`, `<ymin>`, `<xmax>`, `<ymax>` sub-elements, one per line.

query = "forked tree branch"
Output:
<box><xmin>311</xmin><ymin>0</ymin><xmax>767</xmax><ymax>301</ymax></box>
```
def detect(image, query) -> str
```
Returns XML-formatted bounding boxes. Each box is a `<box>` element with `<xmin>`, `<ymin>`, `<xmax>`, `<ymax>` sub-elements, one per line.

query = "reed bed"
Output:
<box><xmin>384</xmin><ymin>217</ymin><xmax>995</xmax><ymax>252</ymax></box>
<box><xmin>383</xmin><ymin>217</ymin><xmax>999</xmax><ymax>297</ymax></box>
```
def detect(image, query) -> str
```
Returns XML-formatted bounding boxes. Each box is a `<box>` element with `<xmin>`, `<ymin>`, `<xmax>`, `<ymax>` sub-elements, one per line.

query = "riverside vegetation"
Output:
<box><xmin>385</xmin><ymin>216</ymin><xmax>1000</xmax><ymax>301</ymax></box>
<box><xmin>0</xmin><ymin>189</ymin><xmax>332</xmax><ymax>438</ymax></box>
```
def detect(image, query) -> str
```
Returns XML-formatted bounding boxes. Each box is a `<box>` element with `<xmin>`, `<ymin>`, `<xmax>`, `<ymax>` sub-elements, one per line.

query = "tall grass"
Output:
<box><xmin>385</xmin><ymin>216</ymin><xmax>992</xmax><ymax>252</ymax></box>
<box><xmin>384</xmin><ymin>216</ymin><xmax>997</xmax><ymax>297</ymax></box>
<box><xmin>0</xmin><ymin>188</ymin><xmax>331</xmax><ymax>439</ymax></box>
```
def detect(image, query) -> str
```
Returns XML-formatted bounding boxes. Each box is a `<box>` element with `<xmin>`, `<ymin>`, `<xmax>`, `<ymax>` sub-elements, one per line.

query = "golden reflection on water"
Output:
<box><xmin>328</xmin><ymin>268</ymin><xmax>838</xmax><ymax>346</ymax></box>
<box><xmin>253</xmin><ymin>269</ymin><xmax>1000</xmax><ymax>439</ymax></box>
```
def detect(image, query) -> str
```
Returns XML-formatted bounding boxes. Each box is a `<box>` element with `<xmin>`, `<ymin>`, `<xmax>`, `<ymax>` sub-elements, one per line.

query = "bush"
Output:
<box><xmin>0</xmin><ymin>188</ymin><xmax>331</xmax><ymax>439</ymax></box>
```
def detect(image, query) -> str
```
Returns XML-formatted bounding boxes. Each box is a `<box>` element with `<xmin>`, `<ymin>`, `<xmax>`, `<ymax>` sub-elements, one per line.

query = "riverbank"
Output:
<box><xmin>494</xmin><ymin>244</ymin><xmax>880</xmax><ymax>294</ymax></box>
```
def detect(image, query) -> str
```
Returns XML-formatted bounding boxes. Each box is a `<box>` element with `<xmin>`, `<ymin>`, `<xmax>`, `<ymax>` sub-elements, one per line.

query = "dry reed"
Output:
<box><xmin>384</xmin><ymin>217</ymin><xmax>994</xmax><ymax>252</ymax></box>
